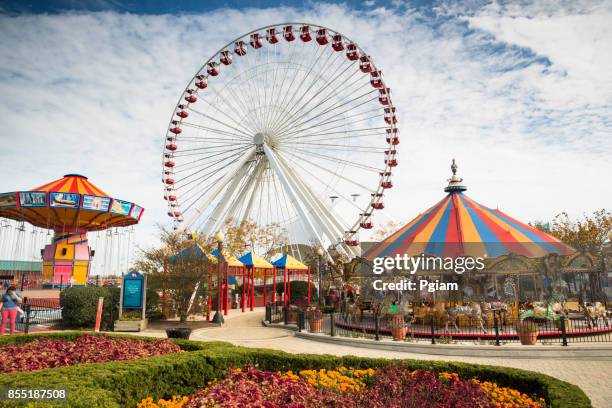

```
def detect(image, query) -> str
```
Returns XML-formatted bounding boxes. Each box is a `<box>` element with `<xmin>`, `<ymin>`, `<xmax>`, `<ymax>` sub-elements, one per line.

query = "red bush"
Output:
<box><xmin>0</xmin><ymin>335</ymin><xmax>181</xmax><ymax>373</ymax></box>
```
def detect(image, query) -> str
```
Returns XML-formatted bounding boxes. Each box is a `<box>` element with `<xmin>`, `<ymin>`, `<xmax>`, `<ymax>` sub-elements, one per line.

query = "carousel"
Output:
<box><xmin>0</xmin><ymin>174</ymin><xmax>143</xmax><ymax>286</ymax></box>
<box><xmin>338</xmin><ymin>161</ymin><xmax>610</xmax><ymax>340</ymax></box>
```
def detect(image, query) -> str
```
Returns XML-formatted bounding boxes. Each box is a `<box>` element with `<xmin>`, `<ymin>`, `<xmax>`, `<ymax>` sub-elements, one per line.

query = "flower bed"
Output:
<box><xmin>0</xmin><ymin>332</ymin><xmax>590</xmax><ymax>408</ymax></box>
<box><xmin>0</xmin><ymin>334</ymin><xmax>181</xmax><ymax>373</ymax></box>
<box><xmin>139</xmin><ymin>366</ymin><xmax>546</xmax><ymax>408</ymax></box>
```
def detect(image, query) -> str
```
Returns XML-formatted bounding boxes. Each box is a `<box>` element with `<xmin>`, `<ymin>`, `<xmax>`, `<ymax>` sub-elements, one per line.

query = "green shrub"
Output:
<box><xmin>60</xmin><ymin>287</ymin><xmax>120</xmax><ymax>330</ymax></box>
<box><xmin>0</xmin><ymin>332</ymin><xmax>591</xmax><ymax>408</ymax></box>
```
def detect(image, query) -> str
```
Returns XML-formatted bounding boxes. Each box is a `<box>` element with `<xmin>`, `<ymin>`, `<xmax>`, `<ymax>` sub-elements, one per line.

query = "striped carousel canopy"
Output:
<box><xmin>364</xmin><ymin>160</ymin><xmax>574</xmax><ymax>260</ymax></box>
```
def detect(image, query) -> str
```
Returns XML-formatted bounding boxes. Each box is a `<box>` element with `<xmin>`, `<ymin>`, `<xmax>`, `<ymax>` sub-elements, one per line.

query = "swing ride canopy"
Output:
<box><xmin>239</xmin><ymin>252</ymin><xmax>273</xmax><ymax>269</ymax></box>
<box><xmin>272</xmin><ymin>254</ymin><xmax>309</xmax><ymax>270</ymax></box>
<box><xmin>0</xmin><ymin>174</ymin><xmax>144</xmax><ymax>232</ymax></box>
<box><xmin>364</xmin><ymin>161</ymin><xmax>574</xmax><ymax>260</ymax></box>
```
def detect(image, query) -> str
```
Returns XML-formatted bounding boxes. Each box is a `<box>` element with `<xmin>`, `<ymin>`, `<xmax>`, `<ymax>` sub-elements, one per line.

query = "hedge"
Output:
<box><xmin>0</xmin><ymin>332</ymin><xmax>592</xmax><ymax>408</ymax></box>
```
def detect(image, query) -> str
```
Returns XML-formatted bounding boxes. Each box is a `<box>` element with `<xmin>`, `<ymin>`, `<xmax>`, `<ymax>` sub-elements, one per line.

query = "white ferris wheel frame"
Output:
<box><xmin>162</xmin><ymin>22</ymin><xmax>399</xmax><ymax>259</ymax></box>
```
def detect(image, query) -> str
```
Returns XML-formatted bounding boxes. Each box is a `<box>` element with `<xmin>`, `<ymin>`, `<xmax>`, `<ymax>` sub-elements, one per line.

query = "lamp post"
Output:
<box><xmin>317</xmin><ymin>248</ymin><xmax>324</xmax><ymax>306</ymax></box>
<box><xmin>212</xmin><ymin>231</ymin><xmax>225</xmax><ymax>324</ymax></box>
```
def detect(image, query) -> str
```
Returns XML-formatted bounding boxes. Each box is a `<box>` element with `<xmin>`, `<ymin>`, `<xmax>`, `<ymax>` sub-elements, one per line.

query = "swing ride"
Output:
<box><xmin>162</xmin><ymin>23</ymin><xmax>399</xmax><ymax>260</ymax></box>
<box><xmin>0</xmin><ymin>174</ymin><xmax>144</xmax><ymax>286</ymax></box>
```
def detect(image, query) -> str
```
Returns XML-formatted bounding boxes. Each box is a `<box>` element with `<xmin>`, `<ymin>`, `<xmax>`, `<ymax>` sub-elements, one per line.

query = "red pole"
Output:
<box><xmin>207</xmin><ymin>264</ymin><xmax>212</xmax><ymax>321</ymax></box>
<box><xmin>224</xmin><ymin>264</ymin><xmax>229</xmax><ymax>316</ymax></box>
<box><xmin>263</xmin><ymin>268</ymin><xmax>267</xmax><ymax>306</ymax></box>
<box><xmin>94</xmin><ymin>297</ymin><xmax>104</xmax><ymax>332</ymax></box>
<box><xmin>241</xmin><ymin>265</ymin><xmax>246</xmax><ymax>312</ymax></box>
<box><xmin>307</xmin><ymin>266</ymin><xmax>311</xmax><ymax>305</ymax></box>
<box><xmin>283</xmin><ymin>267</ymin><xmax>287</xmax><ymax>305</ymax></box>
<box><xmin>251</xmin><ymin>268</ymin><xmax>255</xmax><ymax>310</ymax></box>
<box><xmin>287</xmin><ymin>268</ymin><xmax>291</xmax><ymax>305</ymax></box>
<box><xmin>273</xmin><ymin>267</ymin><xmax>277</xmax><ymax>302</ymax></box>
<box><xmin>217</xmin><ymin>261</ymin><xmax>222</xmax><ymax>316</ymax></box>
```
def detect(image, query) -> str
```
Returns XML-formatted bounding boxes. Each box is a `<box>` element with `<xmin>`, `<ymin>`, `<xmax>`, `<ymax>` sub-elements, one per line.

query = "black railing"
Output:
<box><xmin>18</xmin><ymin>298</ymin><xmax>63</xmax><ymax>334</ymax></box>
<box><xmin>269</xmin><ymin>307</ymin><xmax>612</xmax><ymax>345</ymax></box>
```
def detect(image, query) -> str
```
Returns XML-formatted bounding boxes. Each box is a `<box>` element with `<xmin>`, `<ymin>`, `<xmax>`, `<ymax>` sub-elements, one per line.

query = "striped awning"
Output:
<box><xmin>364</xmin><ymin>161</ymin><xmax>574</xmax><ymax>260</ymax></box>
<box><xmin>272</xmin><ymin>254</ymin><xmax>309</xmax><ymax>270</ymax></box>
<box><xmin>239</xmin><ymin>252</ymin><xmax>273</xmax><ymax>268</ymax></box>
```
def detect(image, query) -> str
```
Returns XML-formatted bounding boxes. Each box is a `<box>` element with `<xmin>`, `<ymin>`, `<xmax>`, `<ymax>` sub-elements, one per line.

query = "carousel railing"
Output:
<box><xmin>265</xmin><ymin>304</ymin><xmax>612</xmax><ymax>345</ymax></box>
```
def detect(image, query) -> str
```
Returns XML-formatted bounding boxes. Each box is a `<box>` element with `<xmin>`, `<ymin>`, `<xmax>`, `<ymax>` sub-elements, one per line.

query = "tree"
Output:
<box><xmin>220</xmin><ymin>218</ymin><xmax>287</xmax><ymax>258</ymax></box>
<box><xmin>134</xmin><ymin>227</ymin><xmax>213</xmax><ymax>322</ymax></box>
<box><xmin>532</xmin><ymin>209</ymin><xmax>611</xmax><ymax>253</ymax></box>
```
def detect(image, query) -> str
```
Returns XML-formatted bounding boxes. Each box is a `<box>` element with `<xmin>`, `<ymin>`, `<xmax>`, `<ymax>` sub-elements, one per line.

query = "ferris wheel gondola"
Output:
<box><xmin>162</xmin><ymin>23</ymin><xmax>400</xmax><ymax>259</ymax></box>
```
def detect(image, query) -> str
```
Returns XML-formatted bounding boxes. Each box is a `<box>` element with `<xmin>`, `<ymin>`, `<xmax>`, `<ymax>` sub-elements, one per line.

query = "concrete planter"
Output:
<box><xmin>114</xmin><ymin>319</ymin><xmax>148</xmax><ymax>332</ymax></box>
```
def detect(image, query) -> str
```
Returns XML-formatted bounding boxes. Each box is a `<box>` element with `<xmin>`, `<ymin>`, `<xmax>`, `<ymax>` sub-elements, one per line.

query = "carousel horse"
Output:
<box><xmin>445</xmin><ymin>302</ymin><xmax>487</xmax><ymax>333</ymax></box>
<box><xmin>482</xmin><ymin>301</ymin><xmax>510</xmax><ymax>328</ymax></box>
<box><xmin>580</xmin><ymin>302</ymin><xmax>608</xmax><ymax>329</ymax></box>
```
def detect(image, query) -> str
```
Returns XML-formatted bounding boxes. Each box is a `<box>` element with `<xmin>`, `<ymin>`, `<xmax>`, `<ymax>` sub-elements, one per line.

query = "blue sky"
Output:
<box><xmin>0</xmin><ymin>0</ymin><xmax>610</xmax><ymax>274</ymax></box>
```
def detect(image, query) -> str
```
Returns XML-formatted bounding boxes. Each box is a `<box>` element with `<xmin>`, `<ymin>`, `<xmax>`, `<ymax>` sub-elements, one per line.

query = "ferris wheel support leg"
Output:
<box><xmin>178</xmin><ymin>147</ymin><xmax>257</xmax><ymax>233</ymax></box>
<box><xmin>263</xmin><ymin>143</ymin><xmax>331</xmax><ymax>258</ymax></box>
<box><xmin>276</xmin><ymin>152</ymin><xmax>359</xmax><ymax>259</ymax></box>
<box><xmin>272</xmin><ymin>149</ymin><xmax>356</xmax><ymax>259</ymax></box>
<box><xmin>201</xmin><ymin>156</ymin><xmax>255</xmax><ymax>233</ymax></box>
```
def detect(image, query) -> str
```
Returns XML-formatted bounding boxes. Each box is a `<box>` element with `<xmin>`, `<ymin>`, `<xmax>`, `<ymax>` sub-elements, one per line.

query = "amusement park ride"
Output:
<box><xmin>161</xmin><ymin>23</ymin><xmax>399</xmax><ymax>260</ymax></box>
<box><xmin>0</xmin><ymin>174</ymin><xmax>143</xmax><ymax>286</ymax></box>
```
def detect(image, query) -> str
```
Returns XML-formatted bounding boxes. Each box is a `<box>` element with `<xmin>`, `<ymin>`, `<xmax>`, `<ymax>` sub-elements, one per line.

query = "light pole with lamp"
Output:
<box><xmin>317</xmin><ymin>248</ymin><xmax>324</xmax><ymax>306</ymax></box>
<box><xmin>212</xmin><ymin>231</ymin><xmax>225</xmax><ymax>324</ymax></box>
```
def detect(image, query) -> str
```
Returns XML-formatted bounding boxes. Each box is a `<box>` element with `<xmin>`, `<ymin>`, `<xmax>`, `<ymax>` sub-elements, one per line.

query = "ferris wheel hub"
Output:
<box><xmin>253</xmin><ymin>132</ymin><xmax>267</xmax><ymax>146</ymax></box>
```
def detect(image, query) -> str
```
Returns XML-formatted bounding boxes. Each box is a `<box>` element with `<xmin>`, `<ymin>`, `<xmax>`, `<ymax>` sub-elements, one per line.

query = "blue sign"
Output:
<box><xmin>122</xmin><ymin>271</ymin><xmax>144</xmax><ymax>309</ymax></box>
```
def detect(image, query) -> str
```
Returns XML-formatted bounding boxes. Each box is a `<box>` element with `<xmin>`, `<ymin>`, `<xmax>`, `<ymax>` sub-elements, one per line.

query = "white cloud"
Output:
<box><xmin>0</xmin><ymin>2</ymin><xmax>610</xmax><ymax>275</ymax></box>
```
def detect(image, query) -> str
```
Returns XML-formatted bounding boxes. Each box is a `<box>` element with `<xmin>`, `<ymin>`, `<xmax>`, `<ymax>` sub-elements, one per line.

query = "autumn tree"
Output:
<box><xmin>532</xmin><ymin>209</ymin><xmax>611</xmax><ymax>253</ymax></box>
<box><xmin>220</xmin><ymin>218</ymin><xmax>287</xmax><ymax>258</ymax></box>
<box><xmin>134</xmin><ymin>227</ymin><xmax>213</xmax><ymax>322</ymax></box>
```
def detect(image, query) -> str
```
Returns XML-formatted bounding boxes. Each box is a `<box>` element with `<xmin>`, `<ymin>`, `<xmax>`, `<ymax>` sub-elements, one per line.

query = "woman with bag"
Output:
<box><xmin>1</xmin><ymin>286</ymin><xmax>22</xmax><ymax>335</ymax></box>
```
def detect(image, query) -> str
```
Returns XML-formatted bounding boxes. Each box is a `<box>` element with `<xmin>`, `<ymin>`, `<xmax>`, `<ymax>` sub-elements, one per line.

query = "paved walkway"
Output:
<box><xmin>141</xmin><ymin>308</ymin><xmax>612</xmax><ymax>408</ymax></box>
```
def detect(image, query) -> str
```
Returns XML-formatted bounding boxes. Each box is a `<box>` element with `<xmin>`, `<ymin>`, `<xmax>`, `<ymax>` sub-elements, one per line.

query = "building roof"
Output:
<box><xmin>0</xmin><ymin>260</ymin><xmax>42</xmax><ymax>273</ymax></box>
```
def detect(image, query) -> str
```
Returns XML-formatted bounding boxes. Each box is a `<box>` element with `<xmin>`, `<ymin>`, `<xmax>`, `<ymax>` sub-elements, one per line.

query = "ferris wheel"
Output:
<box><xmin>162</xmin><ymin>23</ymin><xmax>399</xmax><ymax>259</ymax></box>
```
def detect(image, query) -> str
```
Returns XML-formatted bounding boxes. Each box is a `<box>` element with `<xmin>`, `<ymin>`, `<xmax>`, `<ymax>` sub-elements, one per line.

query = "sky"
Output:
<box><xmin>0</xmin><ymin>0</ymin><xmax>610</xmax><ymax>275</ymax></box>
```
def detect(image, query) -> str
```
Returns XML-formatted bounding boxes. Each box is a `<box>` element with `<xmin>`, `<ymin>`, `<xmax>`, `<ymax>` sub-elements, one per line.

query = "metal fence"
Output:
<box><xmin>265</xmin><ymin>304</ymin><xmax>612</xmax><ymax>346</ymax></box>
<box><xmin>18</xmin><ymin>298</ymin><xmax>63</xmax><ymax>334</ymax></box>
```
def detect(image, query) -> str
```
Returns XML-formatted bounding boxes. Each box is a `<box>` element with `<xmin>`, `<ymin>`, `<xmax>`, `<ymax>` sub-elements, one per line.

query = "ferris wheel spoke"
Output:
<box><xmin>278</xmin><ymin>88</ymin><xmax>377</xmax><ymax>140</ymax></box>
<box><xmin>173</xmin><ymin>144</ymin><xmax>250</xmax><ymax>158</ymax></box>
<box><xmin>263</xmin><ymin>144</ymin><xmax>343</xmax><ymax>256</ymax></box>
<box><xmin>284</xmin><ymin>149</ymin><xmax>376</xmax><ymax>192</ymax></box>
<box><xmin>186</xmin><ymin>109</ymin><xmax>253</xmax><ymax>139</ymax></box>
<box><xmin>270</xmin><ymin>52</ymin><xmax>355</xmax><ymax>134</ymax></box>
<box><xmin>266</xmin><ymin>42</ymin><xmax>334</xmax><ymax>132</ymax></box>
<box><xmin>177</xmin><ymin>147</ymin><xmax>256</xmax><ymax>229</ymax></box>
<box><xmin>279</xmin><ymin>128</ymin><xmax>387</xmax><ymax>143</ymax></box>
<box><xmin>289</xmin><ymin>142</ymin><xmax>385</xmax><ymax>153</ymax></box>
<box><xmin>287</xmin><ymin>146</ymin><xmax>384</xmax><ymax>172</ymax></box>
<box><xmin>173</xmin><ymin>146</ymin><xmax>252</xmax><ymax>174</ymax></box>
<box><xmin>285</xmin><ymin>112</ymin><xmax>385</xmax><ymax>144</ymax></box>
<box><xmin>270</xmin><ymin>45</ymin><xmax>356</xmax><ymax>133</ymax></box>
<box><xmin>274</xmin><ymin>149</ymin><xmax>358</xmax><ymax>258</ymax></box>
<box><xmin>199</xmin><ymin>70</ymin><xmax>262</xmax><ymax>134</ymax></box>
<box><xmin>281</xmin><ymin>106</ymin><xmax>383</xmax><ymax>144</ymax></box>
<box><xmin>180</xmin><ymin>120</ymin><xmax>252</xmax><ymax>140</ymax></box>
<box><xmin>189</xmin><ymin>92</ymin><xmax>258</xmax><ymax>137</ymax></box>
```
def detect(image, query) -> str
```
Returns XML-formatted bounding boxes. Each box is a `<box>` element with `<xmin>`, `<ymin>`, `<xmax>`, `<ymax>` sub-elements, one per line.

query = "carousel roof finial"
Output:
<box><xmin>444</xmin><ymin>158</ymin><xmax>467</xmax><ymax>193</ymax></box>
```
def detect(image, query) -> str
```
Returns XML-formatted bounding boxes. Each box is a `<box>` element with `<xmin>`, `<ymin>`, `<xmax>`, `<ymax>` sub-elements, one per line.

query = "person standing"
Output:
<box><xmin>0</xmin><ymin>286</ymin><xmax>22</xmax><ymax>335</ymax></box>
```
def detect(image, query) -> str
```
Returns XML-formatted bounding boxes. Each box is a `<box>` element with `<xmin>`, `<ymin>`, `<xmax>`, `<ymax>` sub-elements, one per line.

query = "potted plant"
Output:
<box><xmin>389</xmin><ymin>314</ymin><xmax>407</xmax><ymax>341</ymax></box>
<box><xmin>515</xmin><ymin>319</ymin><xmax>538</xmax><ymax>345</ymax></box>
<box><xmin>287</xmin><ymin>304</ymin><xmax>299</xmax><ymax>324</ymax></box>
<box><xmin>307</xmin><ymin>306</ymin><xmax>323</xmax><ymax>333</ymax></box>
<box><xmin>166</xmin><ymin>327</ymin><xmax>192</xmax><ymax>339</ymax></box>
